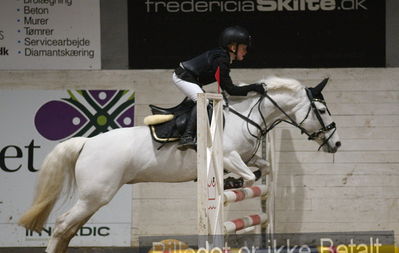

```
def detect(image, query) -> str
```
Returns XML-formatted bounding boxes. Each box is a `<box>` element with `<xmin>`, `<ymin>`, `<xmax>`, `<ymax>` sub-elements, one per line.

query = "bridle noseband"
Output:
<box><xmin>226</xmin><ymin>87</ymin><xmax>337</xmax><ymax>153</ymax></box>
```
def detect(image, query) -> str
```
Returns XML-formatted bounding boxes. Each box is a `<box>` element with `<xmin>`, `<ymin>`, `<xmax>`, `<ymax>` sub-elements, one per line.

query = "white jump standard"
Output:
<box><xmin>196</xmin><ymin>93</ymin><xmax>270</xmax><ymax>244</ymax></box>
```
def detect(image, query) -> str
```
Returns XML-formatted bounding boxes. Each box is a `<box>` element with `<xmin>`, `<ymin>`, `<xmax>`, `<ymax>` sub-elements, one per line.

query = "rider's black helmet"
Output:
<box><xmin>219</xmin><ymin>26</ymin><xmax>252</xmax><ymax>48</ymax></box>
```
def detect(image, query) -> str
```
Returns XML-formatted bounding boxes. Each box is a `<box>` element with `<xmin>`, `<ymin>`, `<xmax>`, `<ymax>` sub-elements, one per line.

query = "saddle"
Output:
<box><xmin>144</xmin><ymin>98</ymin><xmax>212</xmax><ymax>143</ymax></box>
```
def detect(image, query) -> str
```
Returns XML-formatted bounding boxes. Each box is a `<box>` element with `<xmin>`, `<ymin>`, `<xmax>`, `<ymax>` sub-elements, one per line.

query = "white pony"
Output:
<box><xmin>19</xmin><ymin>76</ymin><xmax>340</xmax><ymax>253</ymax></box>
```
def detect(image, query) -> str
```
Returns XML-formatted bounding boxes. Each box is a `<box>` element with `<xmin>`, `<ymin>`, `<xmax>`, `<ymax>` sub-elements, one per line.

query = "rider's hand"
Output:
<box><xmin>251</xmin><ymin>83</ymin><xmax>266</xmax><ymax>95</ymax></box>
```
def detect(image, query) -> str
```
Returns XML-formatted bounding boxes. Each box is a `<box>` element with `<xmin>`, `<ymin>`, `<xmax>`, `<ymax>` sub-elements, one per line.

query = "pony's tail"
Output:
<box><xmin>18</xmin><ymin>137</ymin><xmax>87</xmax><ymax>232</ymax></box>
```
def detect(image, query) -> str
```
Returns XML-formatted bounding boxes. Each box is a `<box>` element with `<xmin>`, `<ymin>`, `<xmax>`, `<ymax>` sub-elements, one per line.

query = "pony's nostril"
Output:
<box><xmin>336</xmin><ymin>141</ymin><xmax>341</xmax><ymax>148</ymax></box>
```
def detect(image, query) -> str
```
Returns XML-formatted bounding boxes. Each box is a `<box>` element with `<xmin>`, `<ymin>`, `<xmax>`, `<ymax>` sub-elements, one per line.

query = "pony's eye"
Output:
<box><xmin>319</xmin><ymin>109</ymin><xmax>326</xmax><ymax>114</ymax></box>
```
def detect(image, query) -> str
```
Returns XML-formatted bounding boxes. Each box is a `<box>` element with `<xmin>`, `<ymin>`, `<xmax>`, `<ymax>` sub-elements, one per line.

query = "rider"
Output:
<box><xmin>173</xmin><ymin>25</ymin><xmax>266</xmax><ymax>151</ymax></box>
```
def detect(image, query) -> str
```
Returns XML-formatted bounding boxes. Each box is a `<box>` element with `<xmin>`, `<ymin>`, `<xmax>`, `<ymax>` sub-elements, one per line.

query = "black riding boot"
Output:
<box><xmin>177</xmin><ymin>105</ymin><xmax>197</xmax><ymax>151</ymax></box>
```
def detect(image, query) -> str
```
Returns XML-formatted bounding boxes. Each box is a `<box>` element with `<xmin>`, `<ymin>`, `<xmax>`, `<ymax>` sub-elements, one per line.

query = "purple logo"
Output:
<box><xmin>35</xmin><ymin>90</ymin><xmax>135</xmax><ymax>141</ymax></box>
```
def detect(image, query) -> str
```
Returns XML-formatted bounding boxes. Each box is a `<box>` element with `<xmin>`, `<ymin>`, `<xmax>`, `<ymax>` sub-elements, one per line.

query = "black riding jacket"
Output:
<box><xmin>176</xmin><ymin>48</ymin><xmax>259</xmax><ymax>96</ymax></box>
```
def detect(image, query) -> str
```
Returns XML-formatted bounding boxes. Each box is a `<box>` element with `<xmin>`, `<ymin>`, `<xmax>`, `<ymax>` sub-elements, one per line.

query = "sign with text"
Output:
<box><xmin>0</xmin><ymin>89</ymin><xmax>135</xmax><ymax>246</ymax></box>
<box><xmin>0</xmin><ymin>0</ymin><xmax>100</xmax><ymax>69</ymax></box>
<box><xmin>128</xmin><ymin>0</ymin><xmax>385</xmax><ymax>69</ymax></box>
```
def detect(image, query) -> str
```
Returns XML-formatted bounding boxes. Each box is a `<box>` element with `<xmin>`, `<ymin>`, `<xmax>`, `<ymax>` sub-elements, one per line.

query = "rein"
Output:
<box><xmin>228</xmin><ymin>98</ymin><xmax>266</xmax><ymax>137</ymax></box>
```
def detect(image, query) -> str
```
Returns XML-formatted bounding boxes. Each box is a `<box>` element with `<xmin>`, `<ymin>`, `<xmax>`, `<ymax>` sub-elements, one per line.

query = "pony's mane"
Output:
<box><xmin>231</xmin><ymin>76</ymin><xmax>304</xmax><ymax>102</ymax></box>
<box><xmin>259</xmin><ymin>76</ymin><xmax>303</xmax><ymax>92</ymax></box>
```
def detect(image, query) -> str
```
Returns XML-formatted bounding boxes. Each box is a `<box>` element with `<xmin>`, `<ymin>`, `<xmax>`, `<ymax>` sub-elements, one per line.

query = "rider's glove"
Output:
<box><xmin>250</xmin><ymin>83</ymin><xmax>266</xmax><ymax>95</ymax></box>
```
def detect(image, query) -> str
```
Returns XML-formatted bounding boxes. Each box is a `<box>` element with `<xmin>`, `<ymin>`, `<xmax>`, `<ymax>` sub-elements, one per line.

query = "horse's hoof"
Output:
<box><xmin>224</xmin><ymin>177</ymin><xmax>243</xmax><ymax>189</ymax></box>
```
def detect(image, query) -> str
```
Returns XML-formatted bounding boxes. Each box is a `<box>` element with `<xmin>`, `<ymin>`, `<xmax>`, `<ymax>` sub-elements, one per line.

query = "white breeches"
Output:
<box><xmin>172</xmin><ymin>73</ymin><xmax>203</xmax><ymax>102</ymax></box>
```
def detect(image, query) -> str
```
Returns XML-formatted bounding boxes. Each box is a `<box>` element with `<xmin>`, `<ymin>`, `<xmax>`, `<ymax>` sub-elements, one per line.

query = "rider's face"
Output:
<box><xmin>229</xmin><ymin>44</ymin><xmax>248</xmax><ymax>61</ymax></box>
<box><xmin>236</xmin><ymin>44</ymin><xmax>248</xmax><ymax>61</ymax></box>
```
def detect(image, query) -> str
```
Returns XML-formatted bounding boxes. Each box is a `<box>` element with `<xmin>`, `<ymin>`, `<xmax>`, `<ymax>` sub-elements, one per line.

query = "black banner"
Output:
<box><xmin>128</xmin><ymin>0</ymin><xmax>385</xmax><ymax>69</ymax></box>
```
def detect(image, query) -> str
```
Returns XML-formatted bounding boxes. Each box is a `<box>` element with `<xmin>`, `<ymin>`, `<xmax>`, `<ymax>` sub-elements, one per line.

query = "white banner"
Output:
<box><xmin>0</xmin><ymin>89</ymin><xmax>135</xmax><ymax>246</ymax></box>
<box><xmin>0</xmin><ymin>0</ymin><xmax>101</xmax><ymax>69</ymax></box>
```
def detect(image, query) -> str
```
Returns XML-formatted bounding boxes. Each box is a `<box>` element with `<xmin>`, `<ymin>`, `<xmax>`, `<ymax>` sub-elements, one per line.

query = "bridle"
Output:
<box><xmin>300</xmin><ymin>89</ymin><xmax>337</xmax><ymax>148</ymax></box>
<box><xmin>299</xmin><ymin>88</ymin><xmax>337</xmax><ymax>150</ymax></box>
<box><xmin>226</xmin><ymin>87</ymin><xmax>337</xmax><ymax>155</ymax></box>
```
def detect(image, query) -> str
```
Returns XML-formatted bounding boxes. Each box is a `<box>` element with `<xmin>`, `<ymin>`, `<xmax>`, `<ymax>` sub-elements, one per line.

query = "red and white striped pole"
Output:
<box><xmin>224</xmin><ymin>213</ymin><xmax>267</xmax><ymax>233</ymax></box>
<box><xmin>224</xmin><ymin>185</ymin><xmax>268</xmax><ymax>204</ymax></box>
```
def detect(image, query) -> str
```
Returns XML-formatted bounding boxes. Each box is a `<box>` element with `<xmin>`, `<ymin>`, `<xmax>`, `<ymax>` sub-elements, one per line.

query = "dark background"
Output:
<box><xmin>128</xmin><ymin>0</ymin><xmax>385</xmax><ymax>69</ymax></box>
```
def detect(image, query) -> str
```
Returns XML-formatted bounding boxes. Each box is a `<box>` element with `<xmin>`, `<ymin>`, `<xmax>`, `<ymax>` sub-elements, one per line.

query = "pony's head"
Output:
<box><xmin>295</xmin><ymin>78</ymin><xmax>341</xmax><ymax>153</ymax></box>
<box><xmin>232</xmin><ymin>76</ymin><xmax>341</xmax><ymax>153</ymax></box>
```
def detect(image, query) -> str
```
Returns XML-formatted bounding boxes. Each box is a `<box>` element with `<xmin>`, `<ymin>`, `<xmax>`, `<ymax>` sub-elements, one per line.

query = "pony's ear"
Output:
<box><xmin>309</xmin><ymin>78</ymin><xmax>329</xmax><ymax>99</ymax></box>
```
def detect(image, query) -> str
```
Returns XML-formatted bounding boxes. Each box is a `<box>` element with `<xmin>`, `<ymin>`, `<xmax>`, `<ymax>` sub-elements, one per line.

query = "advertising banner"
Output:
<box><xmin>0</xmin><ymin>89</ymin><xmax>135</xmax><ymax>246</ymax></box>
<box><xmin>0</xmin><ymin>0</ymin><xmax>101</xmax><ymax>69</ymax></box>
<box><xmin>128</xmin><ymin>0</ymin><xmax>385</xmax><ymax>69</ymax></box>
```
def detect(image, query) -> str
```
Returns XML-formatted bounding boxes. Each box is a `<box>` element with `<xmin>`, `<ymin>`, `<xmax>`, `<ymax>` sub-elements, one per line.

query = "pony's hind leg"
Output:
<box><xmin>46</xmin><ymin>207</ymin><xmax>94</xmax><ymax>253</ymax></box>
<box><xmin>45</xmin><ymin>200</ymin><xmax>100</xmax><ymax>253</ymax></box>
<box><xmin>46</xmin><ymin>138</ymin><xmax>129</xmax><ymax>253</ymax></box>
<box><xmin>45</xmin><ymin>178</ymin><xmax>123</xmax><ymax>253</ymax></box>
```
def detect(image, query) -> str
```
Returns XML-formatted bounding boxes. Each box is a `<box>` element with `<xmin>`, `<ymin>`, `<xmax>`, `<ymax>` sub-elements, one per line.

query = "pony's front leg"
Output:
<box><xmin>223</xmin><ymin>151</ymin><xmax>257</xmax><ymax>187</ymax></box>
<box><xmin>247</xmin><ymin>155</ymin><xmax>271</xmax><ymax>176</ymax></box>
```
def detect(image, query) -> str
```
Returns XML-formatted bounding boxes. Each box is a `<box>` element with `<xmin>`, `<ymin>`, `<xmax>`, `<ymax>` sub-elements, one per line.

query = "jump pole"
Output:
<box><xmin>197</xmin><ymin>93</ymin><xmax>224</xmax><ymax>248</ymax></box>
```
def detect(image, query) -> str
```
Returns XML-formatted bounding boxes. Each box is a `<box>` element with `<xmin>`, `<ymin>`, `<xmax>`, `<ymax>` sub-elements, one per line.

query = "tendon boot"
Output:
<box><xmin>177</xmin><ymin>105</ymin><xmax>197</xmax><ymax>151</ymax></box>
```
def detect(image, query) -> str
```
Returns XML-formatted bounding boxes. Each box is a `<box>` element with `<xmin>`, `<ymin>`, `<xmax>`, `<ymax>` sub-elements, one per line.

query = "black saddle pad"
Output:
<box><xmin>149</xmin><ymin>114</ymin><xmax>188</xmax><ymax>143</ymax></box>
